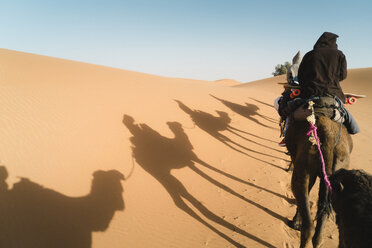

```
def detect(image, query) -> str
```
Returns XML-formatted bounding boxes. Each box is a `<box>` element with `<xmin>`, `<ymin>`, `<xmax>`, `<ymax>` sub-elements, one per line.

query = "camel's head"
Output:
<box><xmin>89</xmin><ymin>169</ymin><xmax>125</xmax><ymax>231</ymax></box>
<box><xmin>123</xmin><ymin>114</ymin><xmax>135</xmax><ymax>126</ymax></box>
<box><xmin>91</xmin><ymin>170</ymin><xmax>125</xmax><ymax>211</ymax></box>
<box><xmin>216</xmin><ymin>111</ymin><xmax>231</xmax><ymax>122</ymax></box>
<box><xmin>167</xmin><ymin>121</ymin><xmax>183</xmax><ymax>132</ymax></box>
<box><xmin>287</xmin><ymin>51</ymin><xmax>302</xmax><ymax>85</ymax></box>
<box><xmin>330</xmin><ymin>169</ymin><xmax>372</xmax><ymax>213</ymax></box>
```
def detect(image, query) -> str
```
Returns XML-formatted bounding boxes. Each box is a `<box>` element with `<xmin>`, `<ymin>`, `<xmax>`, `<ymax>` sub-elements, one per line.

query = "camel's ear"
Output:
<box><xmin>334</xmin><ymin>181</ymin><xmax>344</xmax><ymax>193</ymax></box>
<box><xmin>292</xmin><ymin>51</ymin><xmax>302</xmax><ymax>65</ymax></box>
<box><xmin>339</xmin><ymin>182</ymin><xmax>344</xmax><ymax>192</ymax></box>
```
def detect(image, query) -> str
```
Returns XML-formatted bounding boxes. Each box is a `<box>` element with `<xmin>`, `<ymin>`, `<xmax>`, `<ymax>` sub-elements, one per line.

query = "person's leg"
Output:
<box><xmin>335</xmin><ymin>96</ymin><xmax>360</xmax><ymax>135</ymax></box>
<box><xmin>342</xmin><ymin>106</ymin><xmax>360</xmax><ymax>134</ymax></box>
<box><xmin>274</xmin><ymin>96</ymin><xmax>281</xmax><ymax>113</ymax></box>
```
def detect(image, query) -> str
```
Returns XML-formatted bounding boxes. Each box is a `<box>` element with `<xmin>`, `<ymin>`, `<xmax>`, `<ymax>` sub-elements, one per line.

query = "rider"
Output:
<box><xmin>298</xmin><ymin>32</ymin><xmax>360</xmax><ymax>134</ymax></box>
<box><xmin>275</xmin><ymin>51</ymin><xmax>302</xmax><ymax>146</ymax></box>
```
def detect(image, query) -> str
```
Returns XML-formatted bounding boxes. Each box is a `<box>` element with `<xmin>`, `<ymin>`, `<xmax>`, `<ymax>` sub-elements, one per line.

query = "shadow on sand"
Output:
<box><xmin>210</xmin><ymin>95</ymin><xmax>278</xmax><ymax>126</ymax></box>
<box><xmin>175</xmin><ymin>100</ymin><xmax>288</xmax><ymax>170</ymax></box>
<box><xmin>123</xmin><ymin>115</ymin><xmax>289</xmax><ymax>248</ymax></box>
<box><xmin>249</xmin><ymin>97</ymin><xmax>276</xmax><ymax>109</ymax></box>
<box><xmin>0</xmin><ymin>166</ymin><xmax>125</xmax><ymax>248</ymax></box>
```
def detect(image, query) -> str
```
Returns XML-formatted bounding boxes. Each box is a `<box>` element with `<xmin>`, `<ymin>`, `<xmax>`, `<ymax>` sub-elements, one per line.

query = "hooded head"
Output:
<box><xmin>313</xmin><ymin>32</ymin><xmax>339</xmax><ymax>49</ymax></box>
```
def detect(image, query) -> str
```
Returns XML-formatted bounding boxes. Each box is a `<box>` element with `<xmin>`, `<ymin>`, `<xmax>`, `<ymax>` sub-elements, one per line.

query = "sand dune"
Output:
<box><xmin>0</xmin><ymin>48</ymin><xmax>371</xmax><ymax>247</ymax></box>
<box><xmin>214</xmin><ymin>79</ymin><xmax>241</xmax><ymax>86</ymax></box>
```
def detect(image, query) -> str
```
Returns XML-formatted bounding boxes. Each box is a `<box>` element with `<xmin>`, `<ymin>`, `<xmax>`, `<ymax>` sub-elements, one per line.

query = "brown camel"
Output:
<box><xmin>285</xmin><ymin>103</ymin><xmax>353</xmax><ymax>248</ymax></box>
<box><xmin>330</xmin><ymin>169</ymin><xmax>372</xmax><ymax>248</ymax></box>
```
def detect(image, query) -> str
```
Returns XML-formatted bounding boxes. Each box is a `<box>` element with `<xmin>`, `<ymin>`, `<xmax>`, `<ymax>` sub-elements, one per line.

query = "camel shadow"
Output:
<box><xmin>249</xmin><ymin>97</ymin><xmax>276</xmax><ymax>109</ymax></box>
<box><xmin>175</xmin><ymin>100</ymin><xmax>287</xmax><ymax>170</ymax></box>
<box><xmin>226</xmin><ymin>126</ymin><xmax>278</xmax><ymax>144</ymax></box>
<box><xmin>210</xmin><ymin>95</ymin><xmax>278</xmax><ymax>127</ymax></box>
<box><xmin>123</xmin><ymin>115</ymin><xmax>287</xmax><ymax>247</ymax></box>
<box><xmin>0</xmin><ymin>166</ymin><xmax>124</xmax><ymax>248</ymax></box>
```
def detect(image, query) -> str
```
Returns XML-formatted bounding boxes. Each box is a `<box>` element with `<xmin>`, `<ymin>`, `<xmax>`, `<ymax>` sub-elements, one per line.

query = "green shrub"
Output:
<box><xmin>272</xmin><ymin>61</ymin><xmax>291</xmax><ymax>76</ymax></box>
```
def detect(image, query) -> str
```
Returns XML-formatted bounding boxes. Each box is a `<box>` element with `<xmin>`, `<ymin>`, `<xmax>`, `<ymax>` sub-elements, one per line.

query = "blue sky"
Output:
<box><xmin>1</xmin><ymin>0</ymin><xmax>371</xmax><ymax>82</ymax></box>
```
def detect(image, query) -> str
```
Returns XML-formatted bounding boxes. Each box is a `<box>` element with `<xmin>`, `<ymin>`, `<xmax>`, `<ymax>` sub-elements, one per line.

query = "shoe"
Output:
<box><xmin>278</xmin><ymin>138</ymin><xmax>286</xmax><ymax>147</ymax></box>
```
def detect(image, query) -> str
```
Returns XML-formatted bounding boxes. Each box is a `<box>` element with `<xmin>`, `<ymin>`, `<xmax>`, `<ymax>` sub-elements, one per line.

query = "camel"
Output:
<box><xmin>330</xmin><ymin>169</ymin><xmax>372</xmax><ymax>248</ymax></box>
<box><xmin>285</xmin><ymin>103</ymin><xmax>353</xmax><ymax>247</ymax></box>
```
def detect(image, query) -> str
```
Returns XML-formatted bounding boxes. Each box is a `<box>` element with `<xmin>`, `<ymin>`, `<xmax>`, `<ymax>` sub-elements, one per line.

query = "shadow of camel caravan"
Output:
<box><xmin>175</xmin><ymin>100</ymin><xmax>287</xmax><ymax>170</ymax></box>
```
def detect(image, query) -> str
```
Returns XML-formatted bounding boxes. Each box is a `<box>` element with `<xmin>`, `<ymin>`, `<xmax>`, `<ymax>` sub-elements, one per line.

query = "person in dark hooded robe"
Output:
<box><xmin>297</xmin><ymin>32</ymin><xmax>359</xmax><ymax>134</ymax></box>
<box><xmin>298</xmin><ymin>32</ymin><xmax>347</xmax><ymax>101</ymax></box>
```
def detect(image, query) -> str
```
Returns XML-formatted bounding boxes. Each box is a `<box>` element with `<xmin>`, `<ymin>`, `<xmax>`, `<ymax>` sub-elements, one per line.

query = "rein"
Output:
<box><xmin>306</xmin><ymin>101</ymin><xmax>333</xmax><ymax>193</ymax></box>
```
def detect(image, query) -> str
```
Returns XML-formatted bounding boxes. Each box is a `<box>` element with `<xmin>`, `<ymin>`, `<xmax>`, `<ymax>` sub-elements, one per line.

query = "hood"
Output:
<box><xmin>313</xmin><ymin>32</ymin><xmax>339</xmax><ymax>49</ymax></box>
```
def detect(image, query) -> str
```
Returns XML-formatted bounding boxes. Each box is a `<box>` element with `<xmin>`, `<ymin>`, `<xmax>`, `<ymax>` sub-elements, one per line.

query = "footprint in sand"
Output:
<box><xmin>279</xmin><ymin>180</ymin><xmax>291</xmax><ymax>191</ymax></box>
<box><xmin>282</xmin><ymin>241</ymin><xmax>296</xmax><ymax>248</ymax></box>
<box><xmin>279</xmin><ymin>180</ymin><xmax>295</xmax><ymax>205</ymax></box>
<box><xmin>281</xmin><ymin>222</ymin><xmax>299</xmax><ymax>247</ymax></box>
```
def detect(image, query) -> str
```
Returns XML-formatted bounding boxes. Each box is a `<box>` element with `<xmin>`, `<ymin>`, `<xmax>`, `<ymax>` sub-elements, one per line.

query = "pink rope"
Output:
<box><xmin>307</xmin><ymin>122</ymin><xmax>333</xmax><ymax>193</ymax></box>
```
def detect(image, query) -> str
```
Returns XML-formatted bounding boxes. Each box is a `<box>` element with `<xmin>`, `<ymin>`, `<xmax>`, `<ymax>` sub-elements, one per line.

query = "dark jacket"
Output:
<box><xmin>278</xmin><ymin>89</ymin><xmax>292</xmax><ymax>118</ymax></box>
<box><xmin>298</xmin><ymin>32</ymin><xmax>347</xmax><ymax>103</ymax></box>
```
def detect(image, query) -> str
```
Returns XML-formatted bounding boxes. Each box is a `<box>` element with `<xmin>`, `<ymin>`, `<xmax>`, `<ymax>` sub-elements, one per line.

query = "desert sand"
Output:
<box><xmin>0</xmin><ymin>48</ymin><xmax>371</xmax><ymax>247</ymax></box>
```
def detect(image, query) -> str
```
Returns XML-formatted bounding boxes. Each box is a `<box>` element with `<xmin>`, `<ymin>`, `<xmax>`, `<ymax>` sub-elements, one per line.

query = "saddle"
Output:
<box><xmin>293</xmin><ymin>96</ymin><xmax>345</xmax><ymax>123</ymax></box>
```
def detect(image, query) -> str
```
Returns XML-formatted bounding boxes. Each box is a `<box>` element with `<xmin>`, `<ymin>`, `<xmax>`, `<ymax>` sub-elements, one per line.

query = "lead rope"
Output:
<box><xmin>306</xmin><ymin>101</ymin><xmax>333</xmax><ymax>193</ymax></box>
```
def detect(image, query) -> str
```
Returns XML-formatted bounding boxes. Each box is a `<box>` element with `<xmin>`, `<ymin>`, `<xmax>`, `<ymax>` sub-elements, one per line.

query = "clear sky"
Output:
<box><xmin>1</xmin><ymin>0</ymin><xmax>371</xmax><ymax>82</ymax></box>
